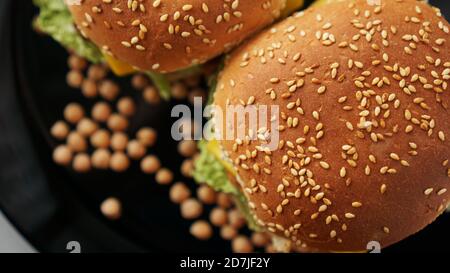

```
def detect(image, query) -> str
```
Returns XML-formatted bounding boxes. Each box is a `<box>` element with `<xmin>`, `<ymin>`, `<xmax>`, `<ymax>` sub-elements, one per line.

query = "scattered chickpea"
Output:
<box><xmin>73</xmin><ymin>153</ymin><xmax>91</xmax><ymax>173</ymax></box>
<box><xmin>251</xmin><ymin>232</ymin><xmax>270</xmax><ymax>248</ymax></box>
<box><xmin>190</xmin><ymin>220</ymin><xmax>213</xmax><ymax>240</ymax></box>
<box><xmin>140</xmin><ymin>155</ymin><xmax>161</xmax><ymax>174</ymax></box>
<box><xmin>232</xmin><ymin>236</ymin><xmax>254</xmax><ymax>253</ymax></box>
<box><xmin>100</xmin><ymin>197</ymin><xmax>122</xmax><ymax>220</ymax></box>
<box><xmin>107</xmin><ymin>113</ymin><xmax>128</xmax><ymax>132</ymax></box>
<box><xmin>110</xmin><ymin>152</ymin><xmax>130</xmax><ymax>172</ymax></box>
<box><xmin>53</xmin><ymin>145</ymin><xmax>73</xmax><ymax>166</ymax></box>
<box><xmin>171</xmin><ymin>82</ymin><xmax>188</xmax><ymax>100</ymax></box>
<box><xmin>126</xmin><ymin>140</ymin><xmax>147</xmax><ymax>160</ymax></box>
<box><xmin>91</xmin><ymin>149</ymin><xmax>111</xmax><ymax>170</ymax></box>
<box><xmin>188</xmin><ymin>88</ymin><xmax>206</xmax><ymax>105</ymax></box>
<box><xmin>228</xmin><ymin>209</ymin><xmax>246</xmax><ymax>229</ymax></box>
<box><xmin>143</xmin><ymin>86</ymin><xmax>160</xmax><ymax>104</ymax></box>
<box><xmin>66</xmin><ymin>70</ymin><xmax>83</xmax><ymax>88</ymax></box>
<box><xmin>110</xmin><ymin>132</ymin><xmax>128</xmax><ymax>151</ymax></box>
<box><xmin>99</xmin><ymin>80</ymin><xmax>120</xmax><ymax>101</ymax></box>
<box><xmin>155</xmin><ymin>168</ymin><xmax>174</xmax><ymax>185</ymax></box>
<box><xmin>197</xmin><ymin>185</ymin><xmax>217</xmax><ymax>205</ymax></box>
<box><xmin>117</xmin><ymin>97</ymin><xmax>136</xmax><ymax>117</ymax></box>
<box><xmin>81</xmin><ymin>79</ymin><xmax>98</xmax><ymax>98</ymax></box>
<box><xmin>68</xmin><ymin>55</ymin><xmax>87</xmax><ymax>71</ymax></box>
<box><xmin>76</xmin><ymin>118</ymin><xmax>98</xmax><ymax>137</ymax></box>
<box><xmin>217</xmin><ymin>193</ymin><xmax>233</xmax><ymax>209</ymax></box>
<box><xmin>67</xmin><ymin>131</ymin><xmax>87</xmax><ymax>152</ymax></box>
<box><xmin>180</xmin><ymin>159</ymin><xmax>194</xmax><ymax>178</ymax></box>
<box><xmin>209</xmin><ymin>207</ymin><xmax>228</xmax><ymax>227</ymax></box>
<box><xmin>131</xmin><ymin>74</ymin><xmax>149</xmax><ymax>90</ymax></box>
<box><xmin>87</xmin><ymin>64</ymin><xmax>107</xmax><ymax>81</ymax></box>
<box><xmin>50</xmin><ymin>121</ymin><xmax>70</xmax><ymax>140</ymax></box>
<box><xmin>180</xmin><ymin>198</ymin><xmax>203</xmax><ymax>220</ymax></box>
<box><xmin>178</xmin><ymin>140</ymin><xmax>197</xmax><ymax>157</ymax></box>
<box><xmin>91</xmin><ymin>102</ymin><xmax>112</xmax><ymax>123</ymax></box>
<box><xmin>265</xmin><ymin>244</ymin><xmax>277</xmax><ymax>254</ymax></box>
<box><xmin>64</xmin><ymin>103</ymin><xmax>84</xmax><ymax>124</ymax></box>
<box><xmin>169</xmin><ymin>182</ymin><xmax>191</xmax><ymax>204</ymax></box>
<box><xmin>136</xmin><ymin>127</ymin><xmax>157</xmax><ymax>147</ymax></box>
<box><xmin>184</xmin><ymin>75</ymin><xmax>201</xmax><ymax>87</ymax></box>
<box><xmin>90</xmin><ymin>129</ymin><xmax>111</xmax><ymax>149</ymax></box>
<box><xmin>220</xmin><ymin>225</ymin><xmax>238</xmax><ymax>241</ymax></box>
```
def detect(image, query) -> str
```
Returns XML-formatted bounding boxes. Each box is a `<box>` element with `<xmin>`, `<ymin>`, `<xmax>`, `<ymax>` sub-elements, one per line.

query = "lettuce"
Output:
<box><xmin>194</xmin><ymin>141</ymin><xmax>262</xmax><ymax>231</ymax></box>
<box><xmin>145</xmin><ymin>72</ymin><xmax>172</xmax><ymax>101</ymax></box>
<box><xmin>33</xmin><ymin>0</ymin><xmax>104</xmax><ymax>63</ymax></box>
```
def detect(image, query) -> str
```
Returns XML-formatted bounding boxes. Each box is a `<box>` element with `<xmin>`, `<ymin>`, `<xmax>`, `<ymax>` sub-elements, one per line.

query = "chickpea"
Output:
<box><xmin>110</xmin><ymin>152</ymin><xmax>130</xmax><ymax>172</ymax></box>
<box><xmin>87</xmin><ymin>64</ymin><xmax>107</xmax><ymax>81</ymax></box>
<box><xmin>73</xmin><ymin>153</ymin><xmax>91</xmax><ymax>173</ymax></box>
<box><xmin>64</xmin><ymin>103</ymin><xmax>84</xmax><ymax>124</ymax></box>
<box><xmin>117</xmin><ymin>97</ymin><xmax>136</xmax><ymax>117</ymax></box>
<box><xmin>50</xmin><ymin>121</ymin><xmax>69</xmax><ymax>140</ymax></box>
<box><xmin>184</xmin><ymin>75</ymin><xmax>201</xmax><ymax>87</ymax></box>
<box><xmin>67</xmin><ymin>131</ymin><xmax>87</xmax><ymax>152</ymax></box>
<box><xmin>169</xmin><ymin>182</ymin><xmax>191</xmax><ymax>204</ymax></box>
<box><xmin>265</xmin><ymin>244</ymin><xmax>277</xmax><ymax>254</ymax></box>
<box><xmin>68</xmin><ymin>55</ymin><xmax>87</xmax><ymax>71</ymax></box>
<box><xmin>53</xmin><ymin>145</ymin><xmax>73</xmax><ymax>166</ymax></box>
<box><xmin>91</xmin><ymin>102</ymin><xmax>112</xmax><ymax>123</ymax></box>
<box><xmin>228</xmin><ymin>209</ymin><xmax>246</xmax><ymax>229</ymax></box>
<box><xmin>220</xmin><ymin>225</ymin><xmax>237</xmax><ymax>241</ymax></box>
<box><xmin>232</xmin><ymin>236</ymin><xmax>253</xmax><ymax>253</ymax></box>
<box><xmin>251</xmin><ymin>232</ymin><xmax>270</xmax><ymax>248</ymax></box>
<box><xmin>91</xmin><ymin>149</ymin><xmax>111</xmax><ymax>170</ymax></box>
<box><xmin>197</xmin><ymin>185</ymin><xmax>217</xmax><ymax>205</ymax></box>
<box><xmin>190</xmin><ymin>220</ymin><xmax>213</xmax><ymax>240</ymax></box>
<box><xmin>107</xmin><ymin>113</ymin><xmax>128</xmax><ymax>132</ymax></box>
<box><xmin>76</xmin><ymin>118</ymin><xmax>98</xmax><ymax>137</ymax></box>
<box><xmin>180</xmin><ymin>198</ymin><xmax>203</xmax><ymax>220</ymax></box>
<box><xmin>110</xmin><ymin>132</ymin><xmax>128</xmax><ymax>151</ymax></box>
<box><xmin>81</xmin><ymin>79</ymin><xmax>97</xmax><ymax>98</ymax></box>
<box><xmin>140</xmin><ymin>155</ymin><xmax>161</xmax><ymax>174</ymax></box>
<box><xmin>188</xmin><ymin>88</ymin><xmax>206</xmax><ymax>105</ymax></box>
<box><xmin>90</xmin><ymin>129</ymin><xmax>110</xmax><ymax>149</ymax></box>
<box><xmin>170</xmin><ymin>82</ymin><xmax>188</xmax><ymax>100</ymax></box>
<box><xmin>131</xmin><ymin>74</ymin><xmax>149</xmax><ymax>90</ymax></box>
<box><xmin>100</xmin><ymin>197</ymin><xmax>122</xmax><ymax>220</ymax></box>
<box><xmin>209</xmin><ymin>207</ymin><xmax>228</xmax><ymax>227</ymax></box>
<box><xmin>217</xmin><ymin>193</ymin><xmax>233</xmax><ymax>209</ymax></box>
<box><xmin>180</xmin><ymin>159</ymin><xmax>194</xmax><ymax>178</ymax></box>
<box><xmin>143</xmin><ymin>86</ymin><xmax>160</xmax><ymax>104</ymax></box>
<box><xmin>178</xmin><ymin>140</ymin><xmax>197</xmax><ymax>157</ymax></box>
<box><xmin>66</xmin><ymin>70</ymin><xmax>83</xmax><ymax>88</ymax></box>
<box><xmin>136</xmin><ymin>127</ymin><xmax>157</xmax><ymax>147</ymax></box>
<box><xmin>99</xmin><ymin>80</ymin><xmax>120</xmax><ymax>101</ymax></box>
<box><xmin>155</xmin><ymin>168</ymin><xmax>173</xmax><ymax>185</ymax></box>
<box><xmin>126</xmin><ymin>140</ymin><xmax>147</xmax><ymax>160</ymax></box>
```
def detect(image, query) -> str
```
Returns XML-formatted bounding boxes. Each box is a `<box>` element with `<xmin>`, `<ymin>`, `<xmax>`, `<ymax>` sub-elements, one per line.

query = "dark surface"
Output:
<box><xmin>0</xmin><ymin>0</ymin><xmax>449</xmax><ymax>253</ymax></box>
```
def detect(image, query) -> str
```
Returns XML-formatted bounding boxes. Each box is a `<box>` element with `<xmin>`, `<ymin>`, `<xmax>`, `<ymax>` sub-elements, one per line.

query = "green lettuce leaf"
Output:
<box><xmin>33</xmin><ymin>0</ymin><xmax>104</xmax><ymax>63</ymax></box>
<box><xmin>194</xmin><ymin>141</ymin><xmax>262</xmax><ymax>231</ymax></box>
<box><xmin>145</xmin><ymin>72</ymin><xmax>172</xmax><ymax>101</ymax></box>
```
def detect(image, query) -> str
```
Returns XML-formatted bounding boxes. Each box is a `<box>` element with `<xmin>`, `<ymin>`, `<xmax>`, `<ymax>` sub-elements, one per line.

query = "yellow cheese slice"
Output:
<box><xmin>104</xmin><ymin>54</ymin><xmax>136</xmax><ymax>76</ymax></box>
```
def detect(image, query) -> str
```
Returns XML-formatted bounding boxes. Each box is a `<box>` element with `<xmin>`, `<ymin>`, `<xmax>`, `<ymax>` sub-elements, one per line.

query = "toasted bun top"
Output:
<box><xmin>214</xmin><ymin>0</ymin><xmax>450</xmax><ymax>252</ymax></box>
<box><xmin>67</xmin><ymin>0</ymin><xmax>287</xmax><ymax>73</ymax></box>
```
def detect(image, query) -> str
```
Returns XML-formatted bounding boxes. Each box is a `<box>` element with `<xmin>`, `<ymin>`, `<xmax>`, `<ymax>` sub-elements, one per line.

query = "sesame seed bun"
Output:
<box><xmin>213</xmin><ymin>0</ymin><xmax>450</xmax><ymax>252</ymax></box>
<box><xmin>67</xmin><ymin>0</ymin><xmax>287</xmax><ymax>73</ymax></box>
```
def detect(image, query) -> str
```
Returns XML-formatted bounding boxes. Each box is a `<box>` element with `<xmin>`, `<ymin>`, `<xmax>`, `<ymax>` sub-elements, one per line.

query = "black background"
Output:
<box><xmin>0</xmin><ymin>0</ymin><xmax>449</xmax><ymax>253</ymax></box>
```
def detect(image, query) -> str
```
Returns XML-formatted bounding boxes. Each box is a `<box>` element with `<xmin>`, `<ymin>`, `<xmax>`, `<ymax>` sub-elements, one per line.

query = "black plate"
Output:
<box><xmin>0</xmin><ymin>0</ymin><xmax>449</xmax><ymax>253</ymax></box>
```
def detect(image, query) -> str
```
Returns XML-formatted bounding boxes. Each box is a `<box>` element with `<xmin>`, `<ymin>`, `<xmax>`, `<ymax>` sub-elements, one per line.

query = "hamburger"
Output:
<box><xmin>33</xmin><ymin>0</ymin><xmax>305</xmax><ymax>98</ymax></box>
<box><xmin>194</xmin><ymin>0</ymin><xmax>450</xmax><ymax>252</ymax></box>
